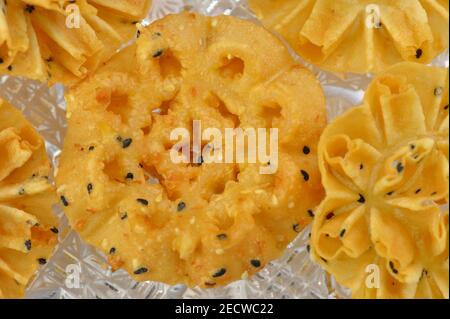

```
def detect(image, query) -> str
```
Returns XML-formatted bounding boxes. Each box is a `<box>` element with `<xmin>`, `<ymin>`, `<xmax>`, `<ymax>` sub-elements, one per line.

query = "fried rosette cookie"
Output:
<box><xmin>0</xmin><ymin>99</ymin><xmax>58</xmax><ymax>298</ymax></box>
<box><xmin>56</xmin><ymin>13</ymin><xmax>327</xmax><ymax>287</ymax></box>
<box><xmin>0</xmin><ymin>0</ymin><xmax>152</xmax><ymax>85</ymax></box>
<box><xmin>249</xmin><ymin>0</ymin><xmax>449</xmax><ymax>74</ymax></box>
<box><xmin>311</xmin><ymin>62</ymin><xmax>449</xmax><ymax>298</ymax></box>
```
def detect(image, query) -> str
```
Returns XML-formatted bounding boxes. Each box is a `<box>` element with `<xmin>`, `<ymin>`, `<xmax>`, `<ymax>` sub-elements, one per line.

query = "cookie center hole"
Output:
<box><xmin>218</xmin><ymin>56</ymin><xmax>244</xmax><ymax>79</ymax></box>
<box><xmin>143</xmin><ymin>164</ymin><xmax>180</xmax><ymax>201</ymax></box>
<box><xmin>103</xmin><ymin>158</ymin><xmax>126</xmax><ymax>184</ymax></box>
<box><xmin>212</xmin><ymin>166</ymin><xmax>240</xmax><ymax>196</ymax></box>
<box><xmin>97</xmin><ymin>88</ymin><xmax>131</xmax><ymax>125</ymax></box>
<box><xmin>159</xmin><ymin>50</ymin><xmax>182</xmax><ymax>78</ymax></box>
<box><xmin>261</xmin><ymin>103</ymin><xmax>282</xmax><ymax>128</ymax></box>
<box><xmin>326</xmin><ymin>138</ymin><xmax>349</xmax><ymax>159</ymax></box>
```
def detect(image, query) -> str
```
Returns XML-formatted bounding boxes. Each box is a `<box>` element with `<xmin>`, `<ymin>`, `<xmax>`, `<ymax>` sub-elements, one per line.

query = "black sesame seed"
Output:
<box><xmin>340</xmin><ymin>229</ymin><xmax>346</xmax><ymax>238</ymax></box>
<box><xmin>60</xmin><ymin>196</ymin><xmax>69</xmax><ymax>207</ymax></box>
<box><xmin>307</xmin><ymin>209</ymin><xmax>315</xmax><ymax>218</ymax></box>
<box><xmin>87</xmin><ymin>183</ymin><xmax>93</xmax><ymax>194</ymax></box>
<box><xmin>120</xmin><ymin>212</ymin><xmax>128</xmax><ymax>220</ymax></box>
<box><xmin>7</xmin><ymin>65</ymin><xmax>12</xmax><ymax>71</ymax></box>
<box><xmin>0</xmin><ymin>58</ymin><xmax>3</xmax><ymax>64</ymax></box>
<box><xmin>293</xmin><ymin>224</ymin><xmax>300</xmax><ymax>233</ymax></box>
<box><xmin>415</xmin><ymin>48</ymin><xmax>423</xmax><ymax>59</ymax></box>
<box><xmin>109</xmin><ymin>247</ymin><xmax>116</xmax><ymax>255</ymax></box>
<box><xmin>302</xmin><ymin>146</ymin><xmax>311</xmax><ymax>155</ymax></box>
<box><xmin>136</xmin><ymin>30</ymin><xmax>141</xmax><ymax>38</ymax></box>
<box><xmin>321</xmin><ymin>257</ymin><xmax>328</xmax><ymax>263</ymax></box>
<box><xmin>431</xmin><ymin>192</ymin><xmax>438</xmax><ymax>196</ymax></box>
<box><xmin>357</xmin><ymin>193</ymin><xmax>366</xmax><ymax>204</ymax></box>
<box><xmin>25</xmin><ymin>240</ymin><xmax>32</xmax><ymax>251</ymax></box>
<box><xmin>386</xmin><ymin>191</ymin><xmax>394</xmax><ymax>196</ymax></box>
<box><xmin>212</xmin><ymin>268</ymin><xmax>227</xmax><ymax>278</ymax></box>
<box><xmin>18</xmin><ymin>188</ymin><xmax>25</xmax><ymax>195</ymax></box>
<box><xmin>360</xmin><ymin>164</ymin><xmax>364</xmax><ymax>170</ymax></box>
<box><xmin>177</xmin><ymin>201</ymin><xmax>186</xmax><ymax>212</ymax></box>
<box><xmin>415</xmin><ymin>189</ymin><xmax>422</xmax><ymax>194</ymax></box>
<box><xmin>50</xmin><ymin>227</ymin><xmax>59</xmax><ymax>234</ymax></box>
<box><xmin>250</xmin><ymin>259</ymin><xmax>261</xmax><ymax>268</ymax></box>
<box><xmin>434</xmin><ymin>87</ymin><xmax>443</xmax><ymax>96</ymax></box>
<box><xmin>133</xmin><ymin>267</ymin><xmax>148</xmax><ymax>275</ymax></box>
<box><xmin>152</xmin><ymin>49</ymin><xmax>164</xmax><ymax>58</ymax></box>
<box><xmin>300</xmin><ymin>170</ymin><xmax>310</xmax><ymax>182</ymax></box>
<box><xmin>88</xmin><ymin>146</ymin><xmax>95</xmax><ymax>151</ymax></box>
<box><xmin>122</xmin><ymin>138</ymin><xmax>133</xmax><ymax>149</ymax></box>
<box><xmin>136</xmin><ymin>198</ymin><xmax>149</xmax><ymax>206</ymax></box>
<box><xmin>410</xmin><ymin>144</ymin><xmax>416</xmax><ymax>150</ymax></box>
<box><xmin>24</xmin><ymin>4</ymin><xmax>35</xmax><ymax>13</ymax></box>
<box><xmin>125</xmin><ymin>173</ymin><xmax>134</xmax><ymax>180</ymax></box>
<box><xmin>217</xmin><ymin>233</ymin><xmax>227</xmax><ymax>240</ymax></box>
<box><xmin>396</xmin><ymin>162</ymin><xmax>405</xmax><ymax>173</ymax></box>
<box><xmin>326</xmin><ymin>212</ymin><xmax>335</xmax><ymax>220</ymax></box>
<box><xmin>38</xmin><ymin>258</ymin><xmax>47</xmax><ymax>265</ymax></box>
<box><xmin>444</xmin><ymin>105</ymin><xmax>449</xmax><ymax>111</ymax></box>
<box><xmin>389</xmin><ymin>261</ymin><xmax>398</xmax><ymax>274</ymax></box>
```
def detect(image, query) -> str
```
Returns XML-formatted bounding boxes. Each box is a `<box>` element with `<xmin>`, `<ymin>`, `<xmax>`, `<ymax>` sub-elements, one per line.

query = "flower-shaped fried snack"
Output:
<box><xmin>311</xmin><ymin>62</ymin><xmax>449</xmax><ymax>298</ymax></box>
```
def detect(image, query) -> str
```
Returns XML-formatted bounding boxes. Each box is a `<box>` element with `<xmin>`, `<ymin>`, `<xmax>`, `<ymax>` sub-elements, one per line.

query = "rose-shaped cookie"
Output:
<box><xmin>0</xmin><ymin>99</ymin><xmax>58</xmax><ymax>298</ymax></box>
<box><xmin>0</xmin><ymin>0</ymin><xmax>151</xmax><ymax>85</ymax></box>
<box><xmin>249</xmin><ymin>0</ymin><xmax>449</xmax><ymax>74</ymax></box>
<box><xmin>311</xmin><ymin>62</ymin><xmax>449</xmax><ymax>298</ymax></box>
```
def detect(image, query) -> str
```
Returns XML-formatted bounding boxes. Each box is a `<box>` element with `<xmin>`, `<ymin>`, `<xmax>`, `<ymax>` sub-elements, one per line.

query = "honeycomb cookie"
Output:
<box><xmin>311</xmin><ymin>62</ymin><xmax>449</xmax><ymax>298</ymax></box>
<box><xmin>249</xmin><ymin>0</ymin><xmax>449</xmax><ymax>74</ymax></box>
<box><xmin>0</xmin><ymin>0</ymin><xmax>152</xmax><ymax>85</ymax></box>
<box><xmin>56</xmin><ymin>12</ymin><xmax>327</xmax><ymax>288</ymax></box>
<box><xmin>0</xmin><ymin>99</ymin><xmax>58</xmax><ymax>299</ymax></box>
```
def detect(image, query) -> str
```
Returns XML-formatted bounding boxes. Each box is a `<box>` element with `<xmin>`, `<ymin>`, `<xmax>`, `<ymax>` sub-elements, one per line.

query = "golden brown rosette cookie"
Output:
<box><xmin>0</xmin><ymin>99</ymin><xmax>58</xmax><ymax>298</ymax></box>
<box><xmin>311</xmin><ymin>62</ymin><xmax>449</xmax><ymax>298</ymax></box>
<box><xmin>249</xmin><ymin>0</ymin><xmax>449</xmax><ymax>74</ymax></box>
<box><xmin>56</xmin><ymin>12</ymin><xmax>327</xmax><ymax>288</ymax></box>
